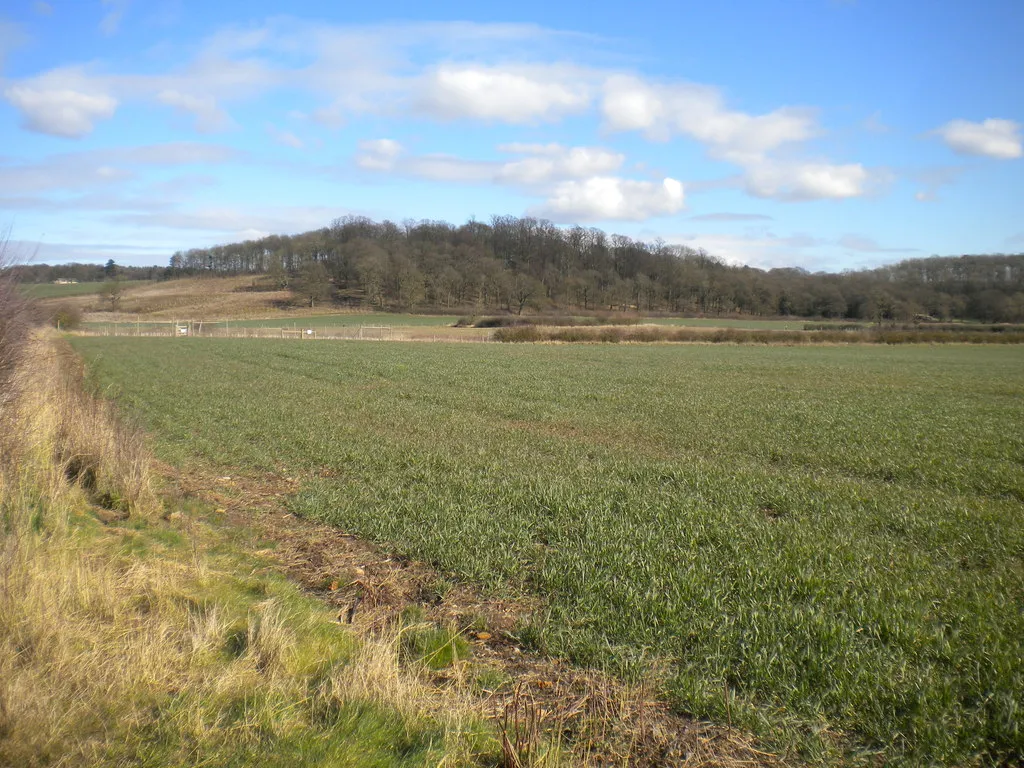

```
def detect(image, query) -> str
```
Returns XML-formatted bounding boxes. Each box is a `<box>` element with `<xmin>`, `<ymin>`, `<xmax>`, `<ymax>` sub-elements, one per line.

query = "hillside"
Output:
<box><xmin>162</xmin><ymin>216</ymin><xmax>1024</xmax><ymax>323</ymax></box>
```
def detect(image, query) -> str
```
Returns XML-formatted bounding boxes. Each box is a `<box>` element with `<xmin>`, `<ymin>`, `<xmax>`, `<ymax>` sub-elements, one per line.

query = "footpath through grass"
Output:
<box><xmin>72</xmin><ymin>338</ymin><xmax>1024</xmax><ymax>765</ymax></box>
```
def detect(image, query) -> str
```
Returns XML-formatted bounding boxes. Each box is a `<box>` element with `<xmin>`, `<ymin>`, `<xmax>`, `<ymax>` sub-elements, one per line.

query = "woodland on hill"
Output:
<box><xmin>16</xmin><ymin>215</ymin><xmax>1024</xmax><ymax>322</ymax></box>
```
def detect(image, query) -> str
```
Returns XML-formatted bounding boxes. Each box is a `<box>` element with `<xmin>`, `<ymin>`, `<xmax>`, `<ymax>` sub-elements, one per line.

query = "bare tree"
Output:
<box><xmin>100</xmin><ymin>280</ymin><xmax>124</xmax><ymax>312</ymax></box>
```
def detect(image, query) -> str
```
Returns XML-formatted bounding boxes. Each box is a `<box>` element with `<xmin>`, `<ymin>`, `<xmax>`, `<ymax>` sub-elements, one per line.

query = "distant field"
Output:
<box><xmin>22</xmin><ymin>281</ymin><xmax>113</xmax><ymax>298</ymax></box>
<box><xmin>82</xmin><ymin>313</ymin><xmax>460</xmax><ymax>332</ymax></box>
<box><xmin>71</xmin><ymin>338</ymin><xmax>1024</xmax><ymax>765</ymax></box>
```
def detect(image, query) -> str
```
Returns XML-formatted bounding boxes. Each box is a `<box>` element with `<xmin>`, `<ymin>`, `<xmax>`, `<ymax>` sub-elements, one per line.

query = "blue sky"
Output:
<box><xmin>1</xmin><ymin>0</ymin><xmax>1022</xmax><ymax>271</ymax></box>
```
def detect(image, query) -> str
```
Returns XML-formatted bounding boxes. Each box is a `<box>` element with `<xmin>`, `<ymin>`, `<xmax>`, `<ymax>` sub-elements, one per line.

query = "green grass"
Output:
<box><xmin>22</xmin><ymin>281</ymin><xmax>113</xmax><ymax>298</ymax></box>
<box><xmin>71</xmin><ymin>337</ymin><xmax>1024</xmax><ymax>765</ymax></box>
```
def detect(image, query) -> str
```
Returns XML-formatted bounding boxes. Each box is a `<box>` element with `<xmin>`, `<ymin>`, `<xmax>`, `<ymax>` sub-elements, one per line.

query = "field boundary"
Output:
<box><xmin>166</xmin><ymin>461</ymin><xmax>790</xmax><ymax>768</ymax></box>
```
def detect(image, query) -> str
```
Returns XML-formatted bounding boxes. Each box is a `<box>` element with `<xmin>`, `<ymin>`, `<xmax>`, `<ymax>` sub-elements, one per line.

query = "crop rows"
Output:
<box><xmin>71</xmin><ymin>338</ymin><xmax>1024</xmax><ymax>765</ymax></box>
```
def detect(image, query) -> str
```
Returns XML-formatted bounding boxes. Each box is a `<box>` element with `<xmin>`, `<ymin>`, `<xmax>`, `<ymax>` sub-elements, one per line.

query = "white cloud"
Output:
<box><xmin>658</xmin><ymin>230</ymin><xmax>916</xmax><ymax>270</ymax></box>
<box><xmin>417</xmin><ymin>64</ymin><xmax>592</xmax><ymax>123</ymax></box>
<box><xmin>4</xmin><ymin>69</ymin><xmax>118</xmax><ymax>138</ymax></box>
<box><xmin>355</xmin><ymin>140</ymin><xmax>623</xmax><ymax>188</ymax></box>
<box><xmin>157</xmin><ymin>89</ymin><xmax>231</xmax><ymax>132</ymax></box>
<box><xmin>664</xmin><ymin>231</ymin><xmax>825</xmax><ymax>269</ymax></box>
<box><xmin>353</xmin><ymin>140</ymin><xmax>680</xmax><ymax>221</ymax></box>
<box><xmin>743</xmin><ymin>160</ymin><xmax>870</xmax><ymax>201</ymax></box>
<box><xmin>535</xmin><ymin>177</ymin><xmax>684</xmax><ymax>222</ymax></box>
<box><xmin>496</xmin><ymin>145</ymin><xmax>623</xmax><ymax>185</ymax></box>
<box><xmin>934</xmin><ymin>118</ymin><xmax>1022</xmax><ymax>159</ymax></box>
<box><xmin>355</xmin><ymin>139</ymin><xmax>404</xmax><ymax>171</ymax></box>
<box><xmin>598</xmin><ymin>74</ymin><xmax>883</xmax><ymax>203</ymax></box>
<box><xmin>602</xmin><ymin>75</ymin><xmax>817</xmax><ymax>161</ymax></box>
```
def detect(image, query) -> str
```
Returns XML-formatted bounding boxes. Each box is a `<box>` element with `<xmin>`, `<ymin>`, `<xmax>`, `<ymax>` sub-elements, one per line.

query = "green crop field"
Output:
<box><xmin>70</xmin><ymin>337</ymin><xmax>1024</xmax><ymax>766</ymax></box>
<box><xmin>22</xmin><ymin>281</ymin><xmax>114</xmax><ymax>298</ymax></box>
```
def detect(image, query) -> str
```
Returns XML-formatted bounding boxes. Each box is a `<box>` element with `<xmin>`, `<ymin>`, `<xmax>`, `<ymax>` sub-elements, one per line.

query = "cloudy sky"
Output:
<box><xmin>1</xmin><ymin>0</ymin><xmax>1022</xmax><ymax>271</ymax></box>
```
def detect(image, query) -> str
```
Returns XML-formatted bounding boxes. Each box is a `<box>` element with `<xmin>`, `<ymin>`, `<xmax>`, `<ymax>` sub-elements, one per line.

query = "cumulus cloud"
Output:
<box><xmin>933</xmin><ymin>118</ymin><xmax>1022</xmax><ymax>159</ymax></box>
<box><xmin>355</xmin><ymin>139</ymin><xmax>404</xmax><ymax>171</ymax></box>
<box><xmin>663</xmin><ymin>231</ymin><xmax>827</xmax><ymax>270</ymax></box>
<box><xmin>4</xmin><ymin>69</ymin><xmax>118</xmax><ymax>138</ymax></box>
<box><xmin>535</xmin><ymin>177</ymin><xmax>684</xmax><ymax>222</ymax></box>
<box><xmin>743</xmin><ymin>160</ymin><xmax>870</xmax><ymax>201</ymax></box>
<box><xmin>602</xmin><ymin>75</ymin><xmax>817</xmax><ymax>161</ymax></box>
<box><xmin>355</xmin><ymin>140</ymin><xmax>623</xmax><ymax>187</ymax></box>
<box><xmin>598</xmin><ymin>74</ymin><xmax>883</xmax><ymax>203</ymax></box>
<box><xmin>417</xmin><ymin>64</ymin><xmax>592</xmax><ymax>123</ymax></box>
<box><xmin>353</xmin><ymin>140</ymin><xmax>681</xmax><ymax>221</ymax></box>
<box><xmin>5</xmin><ymin>88</ymin><xmax>117</xmax><ymax>138</ymax></box>
<box><xmin>496</xmin><ymin>145</ymin><xmax>623</xmax><ymax>185</ymax></box>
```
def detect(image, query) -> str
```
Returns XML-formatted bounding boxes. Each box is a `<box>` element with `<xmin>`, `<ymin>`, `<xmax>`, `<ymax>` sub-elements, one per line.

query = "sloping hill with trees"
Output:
<box><xmin>165</xmin><ymin>216</ymin><xmax>1024</xmax><ymax>322</ymax></box>
<box><xmin>13</xmin><ymin>216</ymin><xmax>1023</xmax><ymax>323</ymax></box>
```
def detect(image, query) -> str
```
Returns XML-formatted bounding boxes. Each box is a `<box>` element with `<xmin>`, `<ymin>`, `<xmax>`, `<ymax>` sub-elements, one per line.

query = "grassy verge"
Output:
<box><xmin>68</xmin><ymin>338</ymin><xmax>1024</xmax><ymax>766</ymax></box>
<box><xmin>0</xmin><ymin>334</ymin><xmax>509</xmax><ymax>766</ymax></box>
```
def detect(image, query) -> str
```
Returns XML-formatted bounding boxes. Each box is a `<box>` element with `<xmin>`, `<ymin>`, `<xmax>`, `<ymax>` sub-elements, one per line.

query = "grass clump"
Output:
<box><xmin>399</xmin><ymin>606</ymin><xmax>472</xmax><ymax>670</ymax></box>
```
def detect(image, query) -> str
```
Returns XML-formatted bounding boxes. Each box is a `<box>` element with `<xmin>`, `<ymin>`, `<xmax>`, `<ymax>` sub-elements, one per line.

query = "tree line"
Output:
<box><xmin>14</xmin><ymin>216</ymin><xmax>1024</xmax><ymax>322</ymax></box>
<box><xmin>11</xmin><ymin>259</ymin><xmax>162</xmax><ymax>284</ymax></box>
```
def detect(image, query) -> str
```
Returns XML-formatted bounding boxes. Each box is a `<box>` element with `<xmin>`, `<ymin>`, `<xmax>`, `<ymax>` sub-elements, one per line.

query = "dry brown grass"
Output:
<box><xmin>0</xmin><ymin>335</ymin><xmax>501</xmax><ymax>767</ymax></box>
<box><xmin>87</xmin><ymin>275</ymin><xmax>294</xmax><ymax>319</ymax></box>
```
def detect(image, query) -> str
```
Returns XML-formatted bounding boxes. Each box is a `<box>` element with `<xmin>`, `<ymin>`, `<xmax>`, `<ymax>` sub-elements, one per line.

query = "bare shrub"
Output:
<box><xmin>0</xmin><ymin>236</ymin><xmax>30</xmax><ymax>401</ymax></box>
